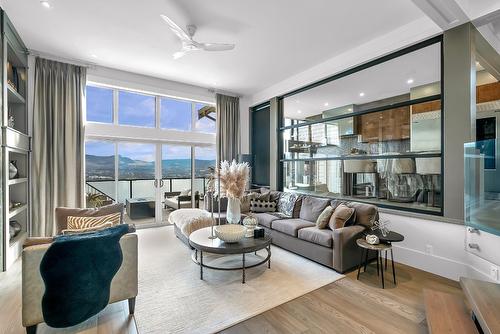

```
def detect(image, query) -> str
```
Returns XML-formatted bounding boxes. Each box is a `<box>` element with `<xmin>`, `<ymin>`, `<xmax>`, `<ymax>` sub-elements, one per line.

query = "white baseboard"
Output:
<box><xmin>393</xmin><ymin>244</ymin><xmax>492</xmax><ymax>282</ymax></box>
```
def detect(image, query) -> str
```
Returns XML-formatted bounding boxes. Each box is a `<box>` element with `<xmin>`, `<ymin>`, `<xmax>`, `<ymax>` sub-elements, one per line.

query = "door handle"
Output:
<box><xmin>154</xmin><ymin>179</ymin><xmax>158</xmax><ymax>188</ymax></box>
<box><xmin>160</xmin><ymin>179</ymin><xmax>164</xmax><ymax>187</ymax></box>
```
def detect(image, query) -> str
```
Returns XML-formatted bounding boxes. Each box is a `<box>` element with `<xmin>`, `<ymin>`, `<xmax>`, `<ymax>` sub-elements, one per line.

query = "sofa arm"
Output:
<box><xmin>22</xmin><ymin>233</ymin><xmax>138</xmax><ymax>328</ymax></box>
<box><xmin>332</xmin><ymin>225</ymin><xmax>367</xmax><ymax>273</ymax></box>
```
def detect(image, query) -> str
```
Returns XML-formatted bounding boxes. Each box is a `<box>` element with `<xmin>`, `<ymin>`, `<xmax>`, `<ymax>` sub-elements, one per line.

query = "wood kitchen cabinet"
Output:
<box><xmin>356</xmin><ymin>106</ymin><xmax>410</xmax><ymax>142</ymax></box>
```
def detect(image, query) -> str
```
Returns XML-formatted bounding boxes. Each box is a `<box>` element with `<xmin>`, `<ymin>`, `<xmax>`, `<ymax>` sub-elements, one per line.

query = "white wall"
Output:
<box><xmin>382</xmin><ymin>212</ymin><xmax>500</xmax><ymax>282</ymax></box>
<box><xmin>87</xmin><ymin>65</ymin><xmax>216</xmax><ymax>105</ymax></box>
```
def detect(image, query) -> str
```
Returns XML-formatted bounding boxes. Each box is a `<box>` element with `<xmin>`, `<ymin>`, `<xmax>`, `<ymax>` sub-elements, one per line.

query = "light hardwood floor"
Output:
<box><xmin>0</xmin><ymin>257</ymin><xmax>462</xmax><ymax>334</ymax></box>
<box><xmin>221</xmin><ymin>261</ymin><xmax>463</xmax><ymax>334</ymax></box>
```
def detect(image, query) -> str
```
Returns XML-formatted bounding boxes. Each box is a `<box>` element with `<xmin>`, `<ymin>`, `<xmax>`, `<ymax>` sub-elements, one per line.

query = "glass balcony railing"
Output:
<box><xmin>464</xmin><ymin>140</ymin><xmax>500</xmax><ymax>236</ymax></box>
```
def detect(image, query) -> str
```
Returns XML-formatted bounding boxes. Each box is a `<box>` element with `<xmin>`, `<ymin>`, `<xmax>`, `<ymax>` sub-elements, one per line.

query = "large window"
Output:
<box><xmin>86</xmin><ymin>86</ymin><xmax>113</xmax><ymax>123</ymax></box>
<box><xmin>118</xmin><ymin>91</ymin><xmax>156</xmax><ymax>127</ymax></box>
<box><xmin>85</xmin><ymin>84</ymin><xmax>216</xmax><ymax>134</ymax></box>
<box><xmin>280</xmin><ymin>38</ymin><xmax>443</xmax><ymax>215</ymax></box>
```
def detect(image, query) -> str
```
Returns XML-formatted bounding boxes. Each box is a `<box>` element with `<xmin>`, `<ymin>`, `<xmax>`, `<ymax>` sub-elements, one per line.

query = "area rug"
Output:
<box><xmin>134</xmin><ymin>226</ymin><xmax>343</xmax><ymax>334</ymax></box>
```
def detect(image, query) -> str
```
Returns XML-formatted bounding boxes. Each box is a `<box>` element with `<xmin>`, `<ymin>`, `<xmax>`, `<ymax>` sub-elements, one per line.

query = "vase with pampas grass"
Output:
<box><xmin>218</xmin><ymin>160</ymin><xmax>250</xmax><ymax>224</ymax></box>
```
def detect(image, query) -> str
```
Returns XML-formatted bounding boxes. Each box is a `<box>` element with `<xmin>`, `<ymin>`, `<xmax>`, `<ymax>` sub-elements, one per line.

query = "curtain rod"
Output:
<box><xmin>208</xmin><ymin>88</ymin><xmax>242</xmax><ymax>98</ymax></box>
<box><xmin>28</xmin><ymin>49</ymin><xmax>97</xmax><ymax>68</ymax></box>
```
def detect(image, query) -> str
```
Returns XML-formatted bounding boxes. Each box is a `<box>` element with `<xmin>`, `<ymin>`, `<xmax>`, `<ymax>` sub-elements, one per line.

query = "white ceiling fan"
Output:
<box><xmin>160</xmin><ymin>14</ymin><xmax>235</xmax><ymax>59</ymax></box>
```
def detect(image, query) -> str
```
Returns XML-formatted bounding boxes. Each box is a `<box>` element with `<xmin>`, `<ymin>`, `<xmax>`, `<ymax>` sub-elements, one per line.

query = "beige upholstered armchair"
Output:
<box><xmin>22</xmin><ymin>204</ymin><xmax>138</xmax><ymax>334</ymax></box>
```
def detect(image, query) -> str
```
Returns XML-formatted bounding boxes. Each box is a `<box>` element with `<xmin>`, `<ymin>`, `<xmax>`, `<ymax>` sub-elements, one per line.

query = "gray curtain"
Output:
<box><xmin>32</xmin><ymin>58</ymin><xmax>86</xmax><ymax>236</ymax></box>
<box><xmin>216</xmin><ymin>93</ymin><xmax>240</xmax><ymax>163</ymax></box>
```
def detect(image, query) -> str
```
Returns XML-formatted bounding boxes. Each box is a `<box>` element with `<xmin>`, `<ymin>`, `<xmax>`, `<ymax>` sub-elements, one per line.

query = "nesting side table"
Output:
<box><xmin>356</xmin><ymin>238</ymin><xmax>395</xmax><ymax>289</ymax></box>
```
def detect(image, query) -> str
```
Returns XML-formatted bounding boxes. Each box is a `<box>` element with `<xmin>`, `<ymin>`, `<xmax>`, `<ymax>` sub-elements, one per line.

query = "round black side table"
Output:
<box><xmin>370</xmin><ymin>231</ymin><xmax>404</xmax><ymax>274</ymax></box>
<box><xmin>356</xmin><ymin>239</ymin><xmax>394</xmax><ymax>289</ymax></box>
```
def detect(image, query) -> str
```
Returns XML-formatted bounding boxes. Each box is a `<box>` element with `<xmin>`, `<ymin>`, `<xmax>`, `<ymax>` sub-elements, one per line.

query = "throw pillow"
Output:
<box><xmin>67</xmin><ymin>212</ymin><xmax>121</xmax><ymax>230</ymax></box>
<box><xmin>316</xmin><ymin>206</ymin><xmax>334</xmax><ymax>229</ymax></box>
<box><xmin>55</xmin><ymin>203</ymin><xmax>124</xmax><ymax>235</ymax></box>
<box><xmin>328</xmin><ymin>204</ymin><xmax>355</xmax><ymax>230</ymax></box>
<box><xmin>240</xmin><ymin>193</ymin><xmax>257</xmax><ymax>213</ymax></box>
<box><xmin>250</xmin><ymin>199</ymin><xmax>276</xmax><ymax>213</ymax></box>
<box><xmin>179</xmin><ymin>189</ymin><xmax>190</xmax><ymax>196</ymax></box>
<box><xmin>277</xmin><ymin>192</ymin><xmax>298</xmax><ymax>217</ymax></box>
<box><xmin>61</xmin><ymin>222</ymin><xmax>114</xmax><ymax>235</ymax></box>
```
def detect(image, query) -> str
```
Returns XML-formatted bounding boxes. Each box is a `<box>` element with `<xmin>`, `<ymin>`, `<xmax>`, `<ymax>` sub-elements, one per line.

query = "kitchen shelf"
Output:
<box><xmin>7</xmin><ymin>85</ymin><xmax>25</xmax><ymax>104</ymax></box>
<box><xmin>8</xmin><ymin>204</ymin><xmax>27</xmax><ymax>219</ymax></box>
<box><xmin>8</xmin><ymin>177</ymin><xmax>27</xmax><ymax>185</ymax></box>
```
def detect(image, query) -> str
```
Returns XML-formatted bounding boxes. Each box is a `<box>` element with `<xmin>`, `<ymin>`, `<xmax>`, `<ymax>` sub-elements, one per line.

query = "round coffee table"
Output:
<box><xmin>188</xmin><ymin>227</ymin><xmax>272</xmax><ymax>283</ymax></box>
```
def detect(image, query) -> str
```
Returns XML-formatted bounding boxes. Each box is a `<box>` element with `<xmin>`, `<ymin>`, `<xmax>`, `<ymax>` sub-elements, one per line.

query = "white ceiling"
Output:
<box><xmin>283</xmin><ymin>43</ymin><xmax>441</xmax><ymax>119</ymax></box>
<box><xmin>0</xmin><ymin>0</ymin><xmax>429</xmax><ymax>95</ymax></box>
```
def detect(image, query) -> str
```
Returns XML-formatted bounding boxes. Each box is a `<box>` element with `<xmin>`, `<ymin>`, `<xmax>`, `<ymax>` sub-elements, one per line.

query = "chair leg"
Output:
<box><xmin>26</xmin><ymin>325</ymin><xmax>37</xmax><ymax>334</ymax></box>
<box><xmin>128</xmin><ymin>297</ymin><xmax>136</xmax><ymax>315</ymax></box>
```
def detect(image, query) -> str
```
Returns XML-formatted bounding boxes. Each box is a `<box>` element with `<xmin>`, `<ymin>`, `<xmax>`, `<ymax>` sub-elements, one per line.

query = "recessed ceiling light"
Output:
<box><xmin>347</xmin><ymin>108</ymin><xmax>353</xmax><ymax>112</ymax></box>
<box><xmin>297</xmin><ymin>110</ymin><xmax>302</xmax><ymax>114</ymax></box>
<box><xmin>324</xmin><ymin>102</ymin><xmax>329</xmax><ymax>107</ymax></box>
<box><xmin>359</xmin><ymin>92</ymin><xmax>365</xmax><ymax>97</ymax></box>
<box><xmin>407</xmin><ymin>78</ymin><xmax>414</xmax><ymax>84</ymax></box>
<box><xmin>40</xmin><ymin>0</ymin><xmax>51</xmax><ymax>8</ymax></box>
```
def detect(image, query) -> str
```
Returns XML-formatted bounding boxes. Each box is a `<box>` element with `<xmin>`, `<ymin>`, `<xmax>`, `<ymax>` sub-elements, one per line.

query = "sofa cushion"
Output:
<box><xmin>272</xmin><ymin>219</ymin><xmax>315</xmax><ymax>237</ymax></box>
<box><xmin>253</xmin><ymin>212</ymin><xmax>283</xmax><ymax>228</ymax></box>
<box><xmin>346</xmin><ymin>202</ymin><xmax>378</xmax><ymax>227</ymax></box>
<box><xmin>316</xmin><ymin>206</ymin><xmax>334</xmax><ymax>229</ymax></box>
<box><xmin>298</xmin><ymin>227</ymin><xmax>334</xmax><ymax>248</ymax></box>
<box><xmin>328</xmin><ymin>204</ymin><xmax>355</xmax><ymax>230</ymax></box>
<box><xmin>299</xmin><ymin>196</ymin><xmax>331</xmax><ymax>222</ymax></box>
<box><xmin>277</xmin><ymin>192</ymin><xmax>299</xmax><ymax>217</ymax></box>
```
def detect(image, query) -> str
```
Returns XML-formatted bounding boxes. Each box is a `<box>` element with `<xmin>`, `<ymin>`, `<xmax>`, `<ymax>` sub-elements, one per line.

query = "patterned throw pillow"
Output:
<box><xmin>316</xmin><ymin>206</ymin><xmax>334</xmax><ymax>229</ymax></box>
<box><xmin>61</xmin><ymin>222</ymin><xmax>113</xmax><ymax>235</ymax></box>
<box><xmin>277</xmin><ymin>192</ymin><xmax>299</xmax><ymax>217</ymax></box>
<box><xmin>250</xmin><ymin>199</ymin><xmax>276</xmax><ymax>213</ymax></box>
<box><xmin>328</xmin><ymin>204</ymin><xmax>355</xmax><ymax>230</ymax></box>
<box><xmin>67</xmin><ymin>212</ymin><xmax>121</xmax><ymax>230</ymax></box>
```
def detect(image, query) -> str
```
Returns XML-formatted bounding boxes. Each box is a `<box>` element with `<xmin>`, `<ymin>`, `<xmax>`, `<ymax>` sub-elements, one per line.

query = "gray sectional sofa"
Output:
<box><xmin>204</xmin><ymin>189</ymin><xmax>378</xmax><ymax>273</ymax></box>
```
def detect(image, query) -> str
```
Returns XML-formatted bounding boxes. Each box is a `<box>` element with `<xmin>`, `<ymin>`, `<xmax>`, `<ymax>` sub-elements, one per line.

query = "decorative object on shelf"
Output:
<box><xmin>9</xmin><ymin>160</ymin><xmax>19</xmax><ymax>179</ymax></box>
<box><xmin>371</xmin><ymin>219</ymin><xmax>390</xmax><ymax>237</ymax></box>
<box><xmin>214</xmin><ymin>224</ymin><xmax>246</xmax><ymax>243</ymax></box>
<box><xmin>8</xmin><ymin>114</ymin><xmax>15</xmax><ymax>128</ymax></box>
<box><xmin>243</xmin><ymin>214</ymin><xmax>258</xmax><ymax>237</ymax></box>
<box><xmin>9</xmin><ymin>220</ymin><xmax>22</xmax><ymax>240</ymax></box>
<box><xmin>10</xmin><ymin>201</ymin><xmax>23</xmax><ymax>210</ymax></box>
<box><xmin>365</xmin><ymin>234</ymin><xmax>380</xmax><ymax>245</ymax></box>
<box><xmin>218</xmin><ymin>160</ymin><xmax>250</xmax><ymax>224</ymax></box>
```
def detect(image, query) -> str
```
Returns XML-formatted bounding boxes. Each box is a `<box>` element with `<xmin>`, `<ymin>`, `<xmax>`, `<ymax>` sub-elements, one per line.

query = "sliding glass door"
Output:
<box><xmin>117</xmin><ymin>142</ymin><xmax>158</xmax><ymax>225</ymax></box>
<box><xmin>84</xmin><ymin>139</ymin><xmax>213</xmax><ymax>226</ymax></box>
<box><xmin>161</xmin><ymin>145</ymin><xmax>192</xmax><ymax>223</ymax></box>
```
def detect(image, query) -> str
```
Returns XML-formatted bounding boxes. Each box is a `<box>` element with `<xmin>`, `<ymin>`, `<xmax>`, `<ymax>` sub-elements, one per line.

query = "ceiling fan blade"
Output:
<box><xmin>173</xmin><ymin>51</ymin><xmax>186</xmax><ymax>59</ymax></box>
<box><xmin>160</xmin><ymin>14</ymin><xmax>192</xmax><ymax>42</ymax></box>
<box><xmin>200</xmin><ymin>43</ymin><xmax>235</xmax><ymax>51</ymax></box>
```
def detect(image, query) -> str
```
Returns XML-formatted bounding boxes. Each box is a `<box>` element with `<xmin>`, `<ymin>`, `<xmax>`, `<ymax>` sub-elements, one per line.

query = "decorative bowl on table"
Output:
<box><xmin>215</xmin><ymin>224</ymin><xmax>246</xmax><ymax>243</ymax></box>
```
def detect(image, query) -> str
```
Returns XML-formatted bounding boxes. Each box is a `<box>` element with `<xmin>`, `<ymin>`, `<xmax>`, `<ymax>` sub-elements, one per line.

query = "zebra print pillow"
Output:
<box><xmin>67</xmin><ymin>212</ymin><xmax>121</xmax><ymax>230</ymax></box>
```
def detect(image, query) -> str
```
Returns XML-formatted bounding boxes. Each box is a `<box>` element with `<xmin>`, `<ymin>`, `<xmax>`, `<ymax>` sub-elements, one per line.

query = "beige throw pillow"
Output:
<box><xmin>329</xmin><ymin>204</ymin><xmax>355</xmax><ymax>230</ymax></box>
<box><xmin>67</xmin><ymin>212</ymin><xmax>121</xmax><ymax>230</ymax></box>
<box><xmin>316</xmin><ymin>206</ymin><xmax>334</xmax><ymax>229</ymax></box>
<box><xmin>61</xmin><ymin>222</ymin><xmax>114</xmax><ymax>235</ymax></box>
